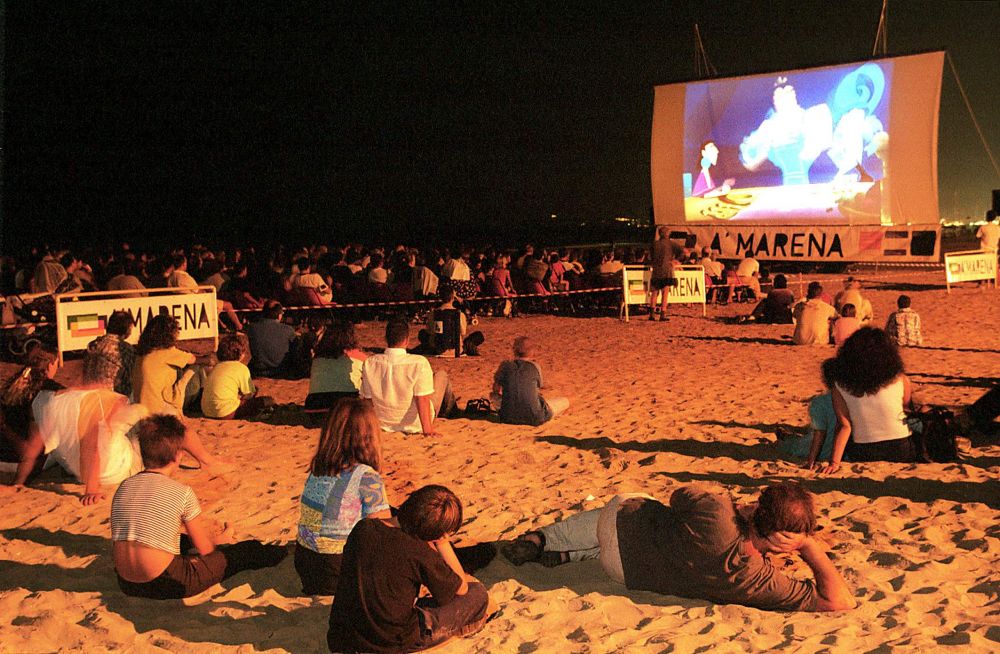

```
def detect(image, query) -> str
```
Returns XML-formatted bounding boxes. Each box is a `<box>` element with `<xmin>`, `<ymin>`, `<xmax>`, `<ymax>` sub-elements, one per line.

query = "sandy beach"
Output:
<box><xmin>1</xmin><ymin>270</ymin><xmax>998</xmax><ymax>653</ymax></box>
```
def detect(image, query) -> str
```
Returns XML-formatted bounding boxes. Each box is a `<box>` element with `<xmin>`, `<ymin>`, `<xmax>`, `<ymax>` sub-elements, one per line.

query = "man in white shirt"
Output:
<box><xmin>291</xmin><ymin>257</ymin><xmax>333</xmax><ymax>303</ymax></box>
<box><xmin>977</xmin><ymin>210</ymin><xmax>999</xmax><ymax>253</ymax></box>
<box><xmin>440</xmin><ymin>250</ymin><xmax>471</xmax><ymax>281</ymax></box>
<box><xmin>361</xmin><ymin>319</ymin><xmax>454</xmax><ymax>435</ymax></box>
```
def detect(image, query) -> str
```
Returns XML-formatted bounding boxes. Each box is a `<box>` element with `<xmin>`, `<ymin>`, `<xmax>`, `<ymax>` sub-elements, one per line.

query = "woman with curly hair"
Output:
<box><xmin>132</xmin><ymin>315</ymin><xmax>203</xmax><ymax>415</ymax></box>
<box><xmin>819</xmin><ymin>327</ymin><xmax>916</xmax><ymax>473</ymax></box>
<box><xmin>0</xmin><ymin>347</ymin><xmax>62</xmax><ymax>477</ymax></box>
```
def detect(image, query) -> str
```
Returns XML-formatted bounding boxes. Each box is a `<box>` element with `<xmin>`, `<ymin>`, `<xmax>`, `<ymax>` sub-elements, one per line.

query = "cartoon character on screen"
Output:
<box><xmin>691</xmin><ymin>141</ymin><xmax>733</xmax><ymax>198</ymax></box>
<box><xmin>739</xmin><ymin>77</ymin><xmax>833</xmax><ymax>186</ymax></box>
<box><xmin>826</xmin><ymin>63</ymin><xmax>888</xmax><ymax>183</ymax></box>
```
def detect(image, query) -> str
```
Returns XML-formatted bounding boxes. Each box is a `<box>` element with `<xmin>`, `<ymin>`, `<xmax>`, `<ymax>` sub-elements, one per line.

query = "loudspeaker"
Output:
<box><xmin>910</xmin><ymin>230</ymin><xmax>937</xmax><ymax>256</ymax></box>
<box><xmin>992</xmin><ymin>189</ymin><xmax>1000</xmax><ymax>214</ymax></box>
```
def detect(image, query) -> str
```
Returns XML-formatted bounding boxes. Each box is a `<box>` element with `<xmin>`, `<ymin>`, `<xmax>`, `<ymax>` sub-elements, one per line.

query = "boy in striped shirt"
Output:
<box><xmin>111</xmin><ymin>415</ymin><xmax>285</xmax><ymax>599</ymax></box>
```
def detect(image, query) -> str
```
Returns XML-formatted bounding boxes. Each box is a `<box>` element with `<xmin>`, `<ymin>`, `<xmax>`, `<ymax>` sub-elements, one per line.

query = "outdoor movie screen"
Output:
<box><xmin>650</xmin><ymin>52</ymin><xmax>944</xmax><ymax>226</ymax></box>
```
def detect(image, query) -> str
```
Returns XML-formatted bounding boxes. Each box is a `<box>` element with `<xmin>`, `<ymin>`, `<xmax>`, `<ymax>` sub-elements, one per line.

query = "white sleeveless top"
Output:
<box><xmin>32</xmin><ymin>389</ymin><xmax>147</xmax><ymax>485</ymax></box>
<box><xmin>835</xmin><ymin>378</ymin><xmax>910</xmax><ymax>444</ymax></box>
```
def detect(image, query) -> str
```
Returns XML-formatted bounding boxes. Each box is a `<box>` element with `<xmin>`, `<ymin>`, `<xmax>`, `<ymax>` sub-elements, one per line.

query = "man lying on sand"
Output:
<box><xmin>503</xmin><ymin>482</ymin><xmax>855</xmax><ymax>612</ymax></box>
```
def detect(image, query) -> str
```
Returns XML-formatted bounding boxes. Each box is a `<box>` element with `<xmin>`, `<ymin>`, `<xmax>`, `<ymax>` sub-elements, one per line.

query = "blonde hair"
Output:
<box><xmin>310</xmin><ymin>398</ymin><xmax>382</xmax><ymax>476</ymax></box>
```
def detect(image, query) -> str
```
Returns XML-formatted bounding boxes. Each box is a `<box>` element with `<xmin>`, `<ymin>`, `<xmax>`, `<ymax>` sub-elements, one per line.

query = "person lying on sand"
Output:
<box><xmin>112</xmin><ymin>415</ymin><xmax>286</xmax><ymax>599</ymax></box>
<box><xmin>503</xmin><ymin>482</ymin><xmax>855</xmax><ymax>612</ymax></box>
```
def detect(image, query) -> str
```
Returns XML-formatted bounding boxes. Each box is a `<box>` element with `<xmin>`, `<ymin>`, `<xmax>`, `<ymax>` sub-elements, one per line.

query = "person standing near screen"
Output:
<box><xmin>648</xmin><ymin>226</ymin><xmax>678</xmax><ymax>322</ymax></box>
<box><xmin>978</xmin><ymin>210</ymin><xmax>999</xmax><ymax>253</ymax></box>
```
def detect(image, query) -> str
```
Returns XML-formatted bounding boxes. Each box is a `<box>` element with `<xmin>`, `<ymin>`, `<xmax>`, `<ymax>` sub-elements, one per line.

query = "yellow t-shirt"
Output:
<box><xmin>201</xmin><ymin>360</ymin><xmax>255</xmax><ymax>418</ymax></box>
<box><xmin>134</xmin><ymin>347</ymin><xmax>195</xmax><ymax>413</ymax></box>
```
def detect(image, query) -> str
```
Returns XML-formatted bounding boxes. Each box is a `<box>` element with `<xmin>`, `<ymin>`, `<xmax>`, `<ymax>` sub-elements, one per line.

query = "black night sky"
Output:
<box><xmin>3</xmin><ymin>1</ymin><xmax>999</xmax><ymax>249</ymax></box>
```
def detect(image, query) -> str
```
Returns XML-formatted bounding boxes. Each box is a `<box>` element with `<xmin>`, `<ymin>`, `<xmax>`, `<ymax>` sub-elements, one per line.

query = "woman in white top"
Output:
<box><xmin>820</xmin><ymin>327</ymin><xmax>916</xmax><ymax>473</ymax></box>
<box><xmin>14</xmin><ymin>338</ymin><xmax>222</xmax><ymax>505</ymax></box>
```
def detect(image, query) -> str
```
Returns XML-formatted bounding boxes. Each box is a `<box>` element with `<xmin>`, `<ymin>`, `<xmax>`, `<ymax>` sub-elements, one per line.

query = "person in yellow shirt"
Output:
<box><xmin>132</xmin><ymin>315</ymin><xmax>204</xmax><ymax>416</ymax></box>
<box><xmin>201</xmin><ymin>335</ymin><xmax>273</xmax><ymax>419</ymax></box>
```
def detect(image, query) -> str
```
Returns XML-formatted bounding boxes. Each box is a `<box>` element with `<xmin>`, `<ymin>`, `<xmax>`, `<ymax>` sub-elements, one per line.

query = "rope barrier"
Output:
<box><xmin>230</xmin><ymin>286</ymin><xmax>623</xmax><ymax>312</ymax></box>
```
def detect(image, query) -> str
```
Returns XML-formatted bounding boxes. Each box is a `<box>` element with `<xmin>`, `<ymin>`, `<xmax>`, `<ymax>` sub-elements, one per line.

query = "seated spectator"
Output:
<box><xmin>112</xmin><ymin>415</ymin><xmax>286</xmax><ymax>599</ymax></box>
<box><xmin>885</xmin><ymin>295</ymin><xmax>922</xmax><ymax>347</ymax></box>
<box><xmin>523</xmin><ymin>252</ymin><xmax>550</xmax><ymax>295</ymax></box>
<box><xmin>366</xmin><ymin>253</ymin><xmax>389</xmax><ymax>285</ymax></box>
<box><xmin>597</xmin><ymin>250</ymin><xmax>624</xmax><ymax>276</ymax></box>
<box><xmin>412</xmin><ymin>254</ymin><xmax>439</xmax><ymax>299</ymax></box>
<box><xmin>133</xmin><ymin>315</ymin><xmax>204</xmax><ymax>415</ymax></box>
<box><xmin>0</xmin><ymin>347</ymin><xmax>63</xmax><ymax>480</ymax></box>
<box><xmin>777</xmin><ymin>359</ymin><xmax>840</xmax><ymax>468</ymax></box>
<box><xmin>502</xmin><ymin>483</ymin><xmax>854</xmax><ymax>612</ymax></box>
<box><xmin>792</xmin><ymin>284</ymin><xmax>837</xmax><ymax>346</ymax></box>
<box><xmin>296</xmin><ymin>398</ymin><xmax>390</xmax><ymax>595</ymax></box>
<box><xmin>819</xmin><ymin>327</ymin><xmax>917</xmax><ymax>471</ymax></box>
<box><xmin>491</xmin><ymin>336</ymin><xmax>568</xmax><ymax>425</ymax></box>
<box><xmin>305</xmin><ymin>320</ymin><xmax>367</xmax><ymax>416</ymax></box>
<box><xmin>13</xmin><ymin>339</ymin><xmax>221</xmax><ymax>503</ymax></box>
<box><xmin>246</xmin><ymin>300</ymin><xmax>299</xmax><ymax>378</ymax></box>
<box><xmin>327</xmin><ymin>485</ymin><xmax>494</xmax><ymax>653</ymax></box>
<box><xmin>834</xmin><ymin>278</ymin><xmax>873</xmax><ymax>323</ymax></box>
<box><xmin>291</xmin><ymin>257</ymin><xmax>333</xmax><ymax>304</ymax></box>
<box><xmin>418</xmin><ymin>289</ymin><xmax>484</xmax><ymax>357</ymax></box>
<box><xmin>735</xmin><ymin>255</ymin><xmax>762</xmax><ymax>299</ymax></box>
<box><xmin>105</xmin><ymin>260</ymin><xmax>147</xmax><ymax>295</ymax></box>
<box><xmin>221</xmin><ymin>261</ymin><xmax>263</xmax><ymax>310</ymax></box>
<box><xmin>831</xmin><ymin>304</ymin><xmax>861</xmax><ymax>348</ymax></box>
<box><xmin>747</xmin><ymin>274</ymin><xmax>795</xmax><ymax>324</ymax></box>
<box><xmin>88</xmin><ymin>310</ymin><xmax>136</xmax><ymax>398</ymax></box>
<box><xmin>360</xmin><ymin>319</ymin><xmax>455</xmax><ymax>435</ymax></box>
<box><xmin>201</xmin><ymin>335</ymin><xmax>273</xmax><ymax>419</ymax></box>
<box><xmin>168</xmin><ymin>254</ymin><xmax>244</xmax><ymax>330</ymax></box>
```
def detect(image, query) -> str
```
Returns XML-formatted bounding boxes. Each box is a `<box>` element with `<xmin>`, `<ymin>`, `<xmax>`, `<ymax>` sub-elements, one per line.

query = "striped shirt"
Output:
<box><xmin>111</xmin><ymin>471</ymin><xmax>201</xmax><ymax>555</ymax></box>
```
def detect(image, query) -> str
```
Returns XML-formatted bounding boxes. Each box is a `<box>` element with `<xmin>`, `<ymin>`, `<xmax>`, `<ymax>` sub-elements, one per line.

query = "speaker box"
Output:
<box><xmin>992</xmin><ymin>189</ymin><xmax>1000</xmax><ymax>214</ymax></box>
<box><xmin>910</xmin><ymin>230</ymin><xmax>937</xmax><ymax>256</ymax></box>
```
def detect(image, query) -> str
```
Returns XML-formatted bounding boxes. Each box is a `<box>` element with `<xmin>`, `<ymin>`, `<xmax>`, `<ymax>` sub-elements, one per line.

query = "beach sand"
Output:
<box><xmin>1</xmin><ymin>271</ymin><xmax>998</xmax><ymax>653</ymax></box>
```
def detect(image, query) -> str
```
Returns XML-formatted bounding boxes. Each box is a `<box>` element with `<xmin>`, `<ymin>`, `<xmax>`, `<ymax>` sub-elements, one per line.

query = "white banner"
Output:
<box><xmin>622</xmin><ymin>265</ymin><xmax>706</xmax><ymax>320</ymax></box>
<box><xmin>55</xmin><ymin>288</ymin><xmax>218</xmax><ymax>355</ymax></box>
<box><xmin>944</xmin><ymin>250</ymin><xmax>997</xmax><ymax>288</ymax></box>
<box><xmin>661</xmin><ymin>224</ymin><xmax>940</xmax><ymax>262</ymax></box>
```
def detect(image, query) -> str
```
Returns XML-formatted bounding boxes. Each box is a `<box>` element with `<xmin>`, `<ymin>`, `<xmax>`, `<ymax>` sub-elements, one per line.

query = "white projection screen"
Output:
<box><xmin>651</xmin><ymin>52</ymin><xmax>944</xmax><ymax>228</ymax></box>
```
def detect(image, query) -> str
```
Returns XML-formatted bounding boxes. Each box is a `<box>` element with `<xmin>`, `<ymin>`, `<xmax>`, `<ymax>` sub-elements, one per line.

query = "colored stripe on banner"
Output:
<box><xmin>68</xmin><ymin>314</ymin><xmax>106</xmax><ymax>338</ymax></box>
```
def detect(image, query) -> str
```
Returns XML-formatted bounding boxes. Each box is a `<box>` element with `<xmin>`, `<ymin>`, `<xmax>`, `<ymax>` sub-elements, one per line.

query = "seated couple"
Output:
<box><xmin>503</xmin><ymin>482</ymin><xmax>855</xmax><ymax>612</ymax></box>
<box><xmin>8</xmin><ymin>338</ymin><xmax>225</xmax><ymax>504</ymax></box>
<box><xmin>294</xmin><ymin>398</ymin><xmax>496</xmax><ymax>651</ymax></box>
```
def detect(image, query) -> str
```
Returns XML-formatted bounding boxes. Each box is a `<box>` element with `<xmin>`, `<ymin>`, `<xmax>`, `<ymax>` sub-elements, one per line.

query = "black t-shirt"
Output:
<box><xmin>327</xmin><ymin>519</ymin><xmax>462</xmax><ymax>653</ymax></box>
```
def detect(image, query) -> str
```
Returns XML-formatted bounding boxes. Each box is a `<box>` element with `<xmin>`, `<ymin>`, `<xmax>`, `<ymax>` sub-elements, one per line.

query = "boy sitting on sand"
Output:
<box><xmin>201</xmin><ymin>335</ymin><xmax>274</xmax><ymax>419</ymax></box>
<box><xmin>327</xmin><ymin>485</ymin><xmax>495</xmax><ymax>653</ymax></box>
<box><xmin>491</xmin><ymin>336</ymin><xmax>568</xmax><ymax>425</ymax></box>
<box><xmin>884</xmin><ymin>295</ymin><xmax>922</xmax><ymax>347</ymax></box>
<box><xmin>111</xmin><ymin>415</ymin><xmax>286</xmax><ymax>599</ymax></box>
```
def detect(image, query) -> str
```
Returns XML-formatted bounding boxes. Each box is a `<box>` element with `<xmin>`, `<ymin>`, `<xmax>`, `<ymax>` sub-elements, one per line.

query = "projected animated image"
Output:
<box><xmin>682</xmin><ymin>61</ymin><xmax>891</xmax><ymax>223</ymax></box>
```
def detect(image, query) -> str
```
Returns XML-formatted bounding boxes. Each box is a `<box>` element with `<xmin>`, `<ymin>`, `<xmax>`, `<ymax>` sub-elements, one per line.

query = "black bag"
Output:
<box><xmin>909</xmin><ymin>406</ymin><xmax>960</xmax><ymax>463</ymax></box>
<box><xmin>465</xmin><ymin>398</ymin><xmax>493</xmax><ymax>417</ymax></box>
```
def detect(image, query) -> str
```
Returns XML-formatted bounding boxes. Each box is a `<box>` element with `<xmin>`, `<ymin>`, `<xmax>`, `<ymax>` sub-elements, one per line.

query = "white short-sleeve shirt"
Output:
<box><xmin>360</xmin><ymin>348</ymin><xmax>435</xmax><ymax>432</ymax></box>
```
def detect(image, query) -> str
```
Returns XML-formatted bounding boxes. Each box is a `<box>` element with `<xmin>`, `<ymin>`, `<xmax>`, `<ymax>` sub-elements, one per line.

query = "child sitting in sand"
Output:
<box><xmin>111</xmin><ymin>415</ymin><xmax>286</xmax><ymax>599</ymax></box>
<box><xmin>327</xmin><ymin>485</ymin><xmax>494</xmax><ymax>653</ymax></box>
<box><xmin>777</xmin><ymin>359</ymin><xmax>841</xmax><ymax>469</ymax></box>
<box><xmin>885</xmin><ymin>295</ymin><xmax>923</xmax><ymax>347</ymax></box>
<box><xmin>831</xmin><ymin>303</ymin><xmax>861</xmax><ymax>349</ymax></box>
<box><xmin>295</xmin><ymin>398</ymin><xmax>390</xmax><ymax>595</ymax></box>
<box><xmin>201</xmin><ymin>335</ymin><xmax>273</xmax><ymax>419</ymax></box>
<box><xmin>491</xmin><ymin>336</ymin><xmax>568</xmax><ymax>425</ymax></box>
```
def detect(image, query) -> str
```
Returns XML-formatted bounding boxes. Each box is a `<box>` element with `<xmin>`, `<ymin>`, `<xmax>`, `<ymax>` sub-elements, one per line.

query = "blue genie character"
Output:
<box><xmin>739</xmin><ymin>77</ymin><xmax>833</xmax><ymax>185</ymax></box>
<box><xmin>827</xmin><ymin>63</ymin><xmax>888</xmax><ymax>182</ymax></box>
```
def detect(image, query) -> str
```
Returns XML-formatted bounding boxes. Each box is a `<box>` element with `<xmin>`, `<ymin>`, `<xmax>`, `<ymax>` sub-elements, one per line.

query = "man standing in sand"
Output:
<box><xmin>503</xmin><ymin>482</ymin><xmax>855</xmax><ymax>612</ymax></box>
<box><xmin>361</xmin><ymin>319</ymin><xmax>455</xmax><ymax>436</ymax></box>
<box><xmin>648</xmin><ymin>226</ymin><xmax>678</xmax><ymax>321</ymax></box>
